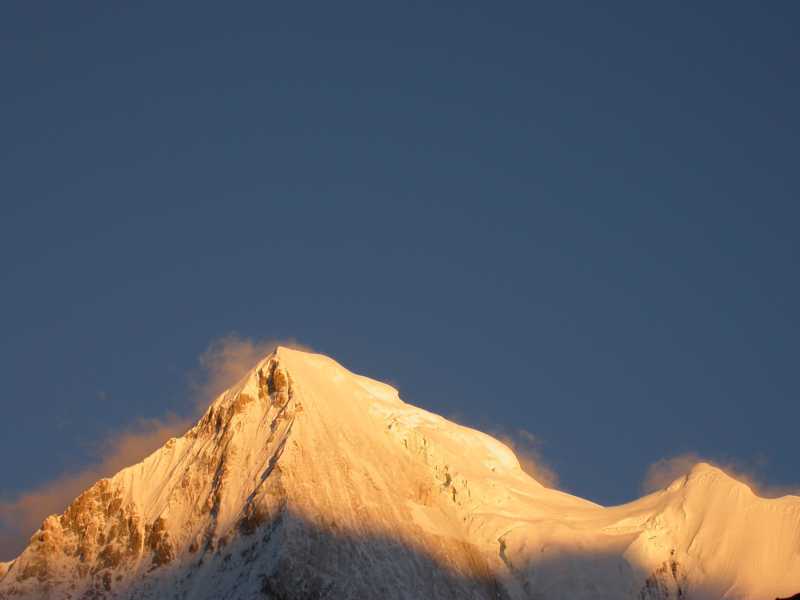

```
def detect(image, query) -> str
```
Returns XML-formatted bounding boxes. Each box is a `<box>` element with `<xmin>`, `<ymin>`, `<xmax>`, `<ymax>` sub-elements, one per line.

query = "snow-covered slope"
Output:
<box><xmin>0</xmin><ymin>347</ymin><xmax>798</xmax><ymax>599</ymax></box>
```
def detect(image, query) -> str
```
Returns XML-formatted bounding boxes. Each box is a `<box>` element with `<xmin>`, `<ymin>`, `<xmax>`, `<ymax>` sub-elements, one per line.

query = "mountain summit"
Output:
<box><xmin>1</xmin><ymin>347</ymin><xmax>798</xmax><ymax>599</ymax></box>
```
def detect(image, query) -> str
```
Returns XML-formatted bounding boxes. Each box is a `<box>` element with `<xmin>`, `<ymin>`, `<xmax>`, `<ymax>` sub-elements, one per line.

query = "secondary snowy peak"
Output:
<box><xmin>1</xmin><ymin>347</ymin><xmax>798</xmax><ymax>600</ymax></box>
<box><xmin>672</xmin><ymin>462</ymin><xmax>751</xmax><ymax>491</ymax></box>
<box><xmin>641</xmin><ymin>462</ymin><xmax>800</xmax><ymax>599</ymax></box>
<box><xmin>671</xmin><ymin>461</ymin><xmax>797</xmax><ymax>504</ymax></box>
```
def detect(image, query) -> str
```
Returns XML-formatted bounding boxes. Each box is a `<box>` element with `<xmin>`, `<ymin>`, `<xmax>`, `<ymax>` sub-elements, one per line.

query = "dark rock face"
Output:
<box><xmin>639</xmin><ymin>551</ymin><xmax>686</xmax><ymax>600</ymax></box>
<box><xmin>144</xmin><ymin>517</ymin><xmax>174</xmax><ymax>569</ymax></box>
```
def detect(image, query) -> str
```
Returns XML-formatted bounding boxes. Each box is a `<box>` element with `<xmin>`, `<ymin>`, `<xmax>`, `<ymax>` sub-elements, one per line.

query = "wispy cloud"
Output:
<box><xmin>444</xmin><ymin>411</ymin><xmax>561</xmax><ymax>490</ymax></box>
<box><xmin>642</xmin><ymin>452</ymin><xmax>800</xmax><ymax>498</ymax></box>
<box><xmin>0</xmin><ymin>416</ymin><xmax>192</xmax><ymax>561</ymax></box>
<box><xmin>493</xmin><ymin>429</ymin><xmax>560</xmax><ymax>489</ymax></box>
<box><xmin>191</xmin><ymin>334</ymin><xmax>282</xmax><ymax>406</ymax></box>
<box><xmin>0</xmin><ymin>334</ymin><xmax>305</xmax><ymax>561</ymax></box>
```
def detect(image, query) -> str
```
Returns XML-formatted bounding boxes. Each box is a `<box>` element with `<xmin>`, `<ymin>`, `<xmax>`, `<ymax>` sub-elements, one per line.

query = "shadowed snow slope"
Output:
<box><xmin>0</xmin><ymin>347</ymin><xmax>798</xmax><ymax>599</ymax></box>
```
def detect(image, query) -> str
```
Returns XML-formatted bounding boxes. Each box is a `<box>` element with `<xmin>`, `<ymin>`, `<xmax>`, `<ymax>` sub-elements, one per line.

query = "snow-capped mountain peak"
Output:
<box><xmin>1</xmin><ymin>347</ymin><xmax>798</xmax><ymax>599</ymax></box>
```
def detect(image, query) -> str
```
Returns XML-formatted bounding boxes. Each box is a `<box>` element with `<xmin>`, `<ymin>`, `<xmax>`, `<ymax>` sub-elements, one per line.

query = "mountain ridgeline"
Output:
<box><xmin>1</xmin><ymin>347</ymin><xmax>798</xmax><ymax>599</ymax></box>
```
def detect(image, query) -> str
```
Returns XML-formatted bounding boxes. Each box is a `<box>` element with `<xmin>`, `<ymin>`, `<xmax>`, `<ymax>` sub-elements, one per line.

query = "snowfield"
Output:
<box><xmin>1</xmin><ymin>347</ymin><xmax>798</xmax><ymax>599</ymax></box>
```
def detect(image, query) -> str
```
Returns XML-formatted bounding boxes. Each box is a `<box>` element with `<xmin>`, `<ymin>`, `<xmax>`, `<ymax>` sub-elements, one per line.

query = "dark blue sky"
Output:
<box><xmin>1</xmin><ymin>0</ymin><xmax>798</xmax><ymax>523</ymax></box>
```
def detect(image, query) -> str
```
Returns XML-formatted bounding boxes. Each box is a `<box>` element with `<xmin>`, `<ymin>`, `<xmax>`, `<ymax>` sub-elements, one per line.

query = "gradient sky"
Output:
<box><xmin>1</xmin><ymin>2</ymin><xmax>798</xmax><ymax>553</ymax></box>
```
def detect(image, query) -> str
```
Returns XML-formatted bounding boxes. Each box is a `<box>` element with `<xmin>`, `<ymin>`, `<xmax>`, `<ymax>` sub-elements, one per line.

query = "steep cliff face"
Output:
<box><xmin>1</xmin><ymin>347</ymin><xmax>798</xmax><ymax>600</ymax></box>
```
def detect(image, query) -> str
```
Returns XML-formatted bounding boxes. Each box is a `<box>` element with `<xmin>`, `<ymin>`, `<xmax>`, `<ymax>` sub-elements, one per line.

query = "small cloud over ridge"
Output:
<box><xmin>493</xmin><ymin>428</ymin><xmax>560</xmax><ymax>489</ymax></box>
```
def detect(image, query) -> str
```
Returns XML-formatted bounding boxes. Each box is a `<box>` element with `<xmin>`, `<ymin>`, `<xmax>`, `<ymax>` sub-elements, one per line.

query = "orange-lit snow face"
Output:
<box><xmin>2</xmin><ymin>347</ymin><xmax>799</xmax><ymax>600</ymax></box>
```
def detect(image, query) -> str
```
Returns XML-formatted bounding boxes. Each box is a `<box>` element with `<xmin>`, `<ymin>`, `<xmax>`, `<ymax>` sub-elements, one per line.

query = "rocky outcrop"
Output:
<box><xmin>639</xmin><ymin>551</ymin><xmax>687</xmax><ymax>600</ymax></box>
<box><xmin>0</xmin><ymin>479</ymin><xmax>146</xmax><ymax>598</ymax></box>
